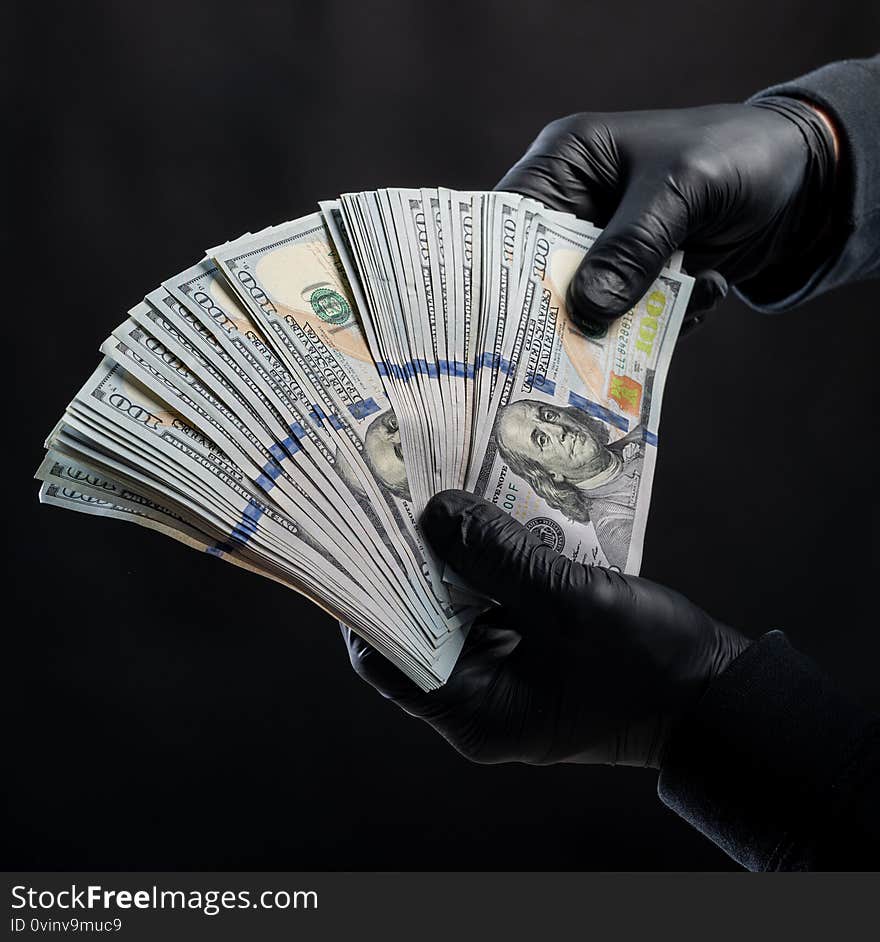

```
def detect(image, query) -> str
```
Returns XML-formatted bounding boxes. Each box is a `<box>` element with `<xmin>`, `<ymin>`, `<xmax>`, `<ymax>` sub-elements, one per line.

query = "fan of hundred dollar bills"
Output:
<box><xmin>36</xmin><ymin>189</ymin><xmax>693</xmax><ymax>690</ymax></box>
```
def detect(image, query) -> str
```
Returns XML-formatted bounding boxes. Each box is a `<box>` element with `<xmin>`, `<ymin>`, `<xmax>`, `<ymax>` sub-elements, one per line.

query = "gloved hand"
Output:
<box><xmin>497</xmin><ymin>99</ymin><xmax>839</xmax><ymax>333</ymax></box>
<box><xmin>342</xmin><ymin>491</ymin><xmax>750</xmax><ymax>768</ymax></box>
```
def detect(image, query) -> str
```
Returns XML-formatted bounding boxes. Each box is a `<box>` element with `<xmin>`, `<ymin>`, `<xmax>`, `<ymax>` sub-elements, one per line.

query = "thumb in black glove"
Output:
<box><xmin>497</xmin><ymin>99</ymin><xmax>839</xmax><ymax>334</ymax></box>
<box><xmin>342</xmin><ymin>491</ymin><xmax>750</xmax><ymax>768</ymax></box>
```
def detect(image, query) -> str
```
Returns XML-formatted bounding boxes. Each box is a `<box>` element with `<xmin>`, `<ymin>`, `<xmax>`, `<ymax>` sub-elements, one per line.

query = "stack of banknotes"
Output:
<box><xmin>37</xmin><ymin>189</ymin><xmax>693</xmax><ymax>690</ymax></box>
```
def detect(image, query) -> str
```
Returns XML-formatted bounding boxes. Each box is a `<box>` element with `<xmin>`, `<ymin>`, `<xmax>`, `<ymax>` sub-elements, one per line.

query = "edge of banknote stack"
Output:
<box><xmin>36</xmin><ymin>190</ymin><xmax>694</xmax><ymax>691</ymax></box>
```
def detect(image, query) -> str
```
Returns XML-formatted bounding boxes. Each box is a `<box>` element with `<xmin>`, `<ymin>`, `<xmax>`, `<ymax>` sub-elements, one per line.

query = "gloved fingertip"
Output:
<box><xmin>346</xmin><ymin>632</ymin><xmax>421</xmax><ymax>700</ymax></box>
<box><xmin>566</xmin><ymin>260</ymin><xmax>630</xmax><ymax>335</ymax></box>
<box><xmin>493</xmin><ymin>176</ymin><xmax>545</xmax><ymax>205</ymax></box>
<box><xmin>494</xmin><ymin>161</ymin><xmax>571</xmax><ymax>212</ymax></box>
<box><xmin>341</xmin><ymin>624</ymin><xmax>372</xmax><ymax>665</ymax></box>
<box><xmin>573</xmin><ymin>314</ymin><xmax>610</xmax><ymax>339</ymax></box>
<box><xmin>422</xmin><ymin>489</ymin><xmax>480</xmax><ymax>558</ymax></box>
<box><xmin>688</xmin><ymin>269</ymin><xmax>728</xmax><ymax>315</ymax></box>
<box><xmin>679</xmin><ymin>270</ymin><xmax>728</xmax><ymax>337</ymax></box>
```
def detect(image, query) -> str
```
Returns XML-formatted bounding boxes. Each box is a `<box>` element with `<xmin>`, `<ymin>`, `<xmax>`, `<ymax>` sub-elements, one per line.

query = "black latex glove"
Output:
<box><xmin>342</xmin><ymin>491</ymin><xmax>750</xmax><ymax>768</ymax></box>
<box><xmin>497</xmin><ymin>98</ymin><xmax>838</xmax><ymax>333</ymax></box>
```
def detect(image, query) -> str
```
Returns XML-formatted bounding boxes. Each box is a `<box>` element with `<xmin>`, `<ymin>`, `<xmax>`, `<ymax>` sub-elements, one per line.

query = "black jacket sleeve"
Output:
<box><xmin>734</xmin><ymin>55</ymin><xmax>880</xmax><ymax>312</ymax></box>
<box><xmin>658</xmin><ymin>58</ymin><xmax>880</xmax><ymax>871</ymax></box>
<box><xmin>657</xmin><ymin>631</ymin><xmax>880</xmax><ymax>870</ymax></box>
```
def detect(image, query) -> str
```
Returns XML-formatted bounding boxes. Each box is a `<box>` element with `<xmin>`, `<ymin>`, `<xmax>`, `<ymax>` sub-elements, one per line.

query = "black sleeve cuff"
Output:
<box><xmin>657</xmin><ymin>630</ymin><xmax>880</xmax><ymax>870</ymax></box>
<box><xmin>734</xmin><ymin>55</ymin><xmax>880</xmax><ymax>312</ymax></box>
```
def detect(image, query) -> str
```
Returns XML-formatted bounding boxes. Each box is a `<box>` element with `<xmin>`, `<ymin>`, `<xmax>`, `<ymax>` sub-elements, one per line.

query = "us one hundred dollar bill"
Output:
<box><xmin>37</xmin><ymin>190</ymin><xmax>692</xmax><ymax>689</ymax></box>
<box><xmin>469</xmin><ymin>215</ymin><xmax>688</xmax><ymax>573</ymax></box>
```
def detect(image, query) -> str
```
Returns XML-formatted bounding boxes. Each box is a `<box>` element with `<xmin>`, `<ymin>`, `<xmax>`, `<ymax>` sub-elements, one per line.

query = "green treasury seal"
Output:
<box><xmin>309</xmin><ymin>287</ymin><xmax>352</xmax><ymax>325</ymax></box>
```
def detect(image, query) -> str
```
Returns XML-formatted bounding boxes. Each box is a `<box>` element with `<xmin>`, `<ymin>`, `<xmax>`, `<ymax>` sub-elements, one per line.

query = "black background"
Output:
<box><xmin>7</xmin><ymin>1</ymin><xmax>878</xmax><ymax>870</ymax></box>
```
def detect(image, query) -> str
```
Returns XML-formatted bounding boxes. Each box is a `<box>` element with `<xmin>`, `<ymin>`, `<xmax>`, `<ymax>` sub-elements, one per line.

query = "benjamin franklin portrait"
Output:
<box><xmin>494</xmin><ymin>399</ymin><xmax>645</xmax><ymax>569</ymax></box>
<box><xmin>363</xmin><ymin>408</ymin><xmax>412</xmax><ymax>502</ymax></box>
